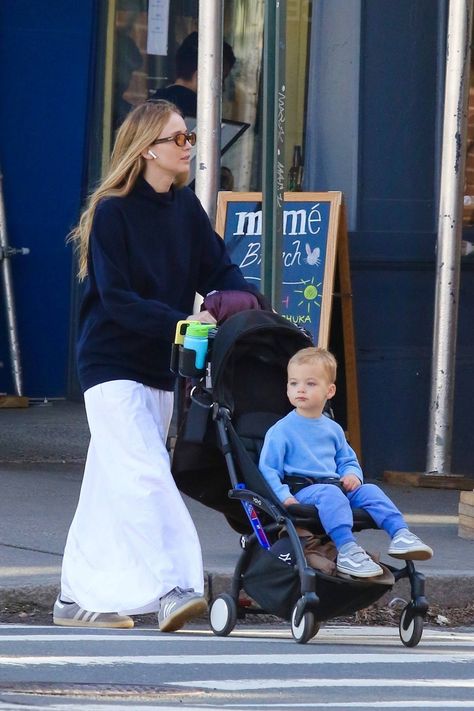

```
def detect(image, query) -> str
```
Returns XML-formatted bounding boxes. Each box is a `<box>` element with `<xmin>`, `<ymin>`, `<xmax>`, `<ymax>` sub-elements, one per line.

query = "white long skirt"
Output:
<box><xmin>60</xmin><ymin>380</ymin><xmax>204</xmax><ymax>614</ymax></box>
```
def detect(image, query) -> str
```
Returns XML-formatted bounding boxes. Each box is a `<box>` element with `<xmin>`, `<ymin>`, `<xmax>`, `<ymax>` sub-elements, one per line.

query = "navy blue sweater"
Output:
<box><xmin>77</xmin><ymin>176</ymin><xmax>251</xmax><ymax>393</ymax></box>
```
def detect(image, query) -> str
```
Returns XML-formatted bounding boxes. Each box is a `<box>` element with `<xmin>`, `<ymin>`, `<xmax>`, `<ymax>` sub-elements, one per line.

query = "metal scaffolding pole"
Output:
<box><xmin>195</xmin><ymin>0</ymin><xmax>223</xmax><ymax>225</ymax></box>
<box><xmin>262</xmin><ymin>0</ymin><xmax>286</xmax><ymax>305</ymax></box>
<box><xmin>0</xmin><ymin>169</ymin><xmax>28</xmax><ymax>397</ymax></box>
<box><xmin>426</xmin><ymin>0</ymin><xmax>473</xmax><ymax>475</ymax></box>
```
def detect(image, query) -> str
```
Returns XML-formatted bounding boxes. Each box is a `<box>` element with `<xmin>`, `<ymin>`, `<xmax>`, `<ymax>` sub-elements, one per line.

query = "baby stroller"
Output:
<box><xmin>171</xmin><ymin>310</ymin><xmax>429</xmax><ymax>646</ymax></box>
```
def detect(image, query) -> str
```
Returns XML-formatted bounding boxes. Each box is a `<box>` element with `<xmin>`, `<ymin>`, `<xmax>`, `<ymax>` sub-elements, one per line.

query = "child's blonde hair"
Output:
<box><xmin>288</xmin><ymin>347</ymin><xmax>337</xmax><ymax>383</ymax></box>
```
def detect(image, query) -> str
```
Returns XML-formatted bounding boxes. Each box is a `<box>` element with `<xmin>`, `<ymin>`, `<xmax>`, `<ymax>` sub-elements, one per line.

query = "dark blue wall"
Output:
<box><xmin>353</xmin><ymin>0</ymin><xmax>474</xmax><ymax>476</ymax></box>
<box><xmin>0</xmin><ymin>1</ymin><xmax>96</xmax><ymax>397</ymax></box>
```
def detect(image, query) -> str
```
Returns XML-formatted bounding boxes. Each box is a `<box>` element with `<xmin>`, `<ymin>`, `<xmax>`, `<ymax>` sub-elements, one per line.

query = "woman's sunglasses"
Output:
<box><xmin>152</xmin><ymin>131</ymin><xmax>197</xmax><ymax>148</ymax></box>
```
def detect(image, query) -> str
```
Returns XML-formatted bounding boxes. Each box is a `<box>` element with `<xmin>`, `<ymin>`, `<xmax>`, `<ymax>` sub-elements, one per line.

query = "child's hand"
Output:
<box><xmin>283</xmin><ymin>496</ymin><xmax>299</xmax><ymax>507</ymax></box>
<box><xmin>340</xmin><ymin>474</ymin><xmax>362</xmax><ymax>492</ymax></box>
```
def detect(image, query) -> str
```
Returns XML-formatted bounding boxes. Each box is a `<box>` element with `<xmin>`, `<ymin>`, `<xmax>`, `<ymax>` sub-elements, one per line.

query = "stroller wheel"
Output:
<box><xmin>210</xmin><ymin>594</ymin><xmax>238</xmax><ymax>636</ymax></box>
<box><xmin>399</xmin><ymin>605</ymin><xmax>424</xmax><ymax>647</ymax></box>
<box><xmin>291</xmin><ymin>605</ymin><xmax>320</xmax><ymax>644</ymax></box>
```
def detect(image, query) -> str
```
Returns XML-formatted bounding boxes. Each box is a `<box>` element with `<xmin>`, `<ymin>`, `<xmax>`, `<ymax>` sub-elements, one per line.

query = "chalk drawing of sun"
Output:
<box><xmin>294</xmin><ymin>277</ymin><xmax>322</xmax><ymax>314</ymax></box>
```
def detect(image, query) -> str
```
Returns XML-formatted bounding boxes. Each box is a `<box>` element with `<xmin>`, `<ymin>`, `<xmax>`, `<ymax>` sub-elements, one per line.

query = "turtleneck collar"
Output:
<box><xmin>134</xmin><ymin>174</ymin><xmax>175</xmax><ymax>204</ymax></box>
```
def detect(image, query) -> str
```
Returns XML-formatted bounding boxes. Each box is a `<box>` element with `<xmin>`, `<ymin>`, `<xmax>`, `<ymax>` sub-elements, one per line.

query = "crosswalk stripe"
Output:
<box><xmin>0</xmin><ymin>631</ymin><xmax>474</xmax><ymax>649</ymax></box>
<box><xmin>0</xmin><ymin>628</ymin><xmax>472</xmax><ymax>644</ymax></box>
<box><xmin>1</xmin><ymin>701</ymin><xmax>474</xmax><ymax>710</ymax></box>
<box><xmin>0</xmin><ymin>652</ymin><xmax>473</xmax><ymax>666</ymax></box>
<box><xmin>171</xmin><ymin>677</ymin><xmax>474</xmax><ymax>691</ymax></box>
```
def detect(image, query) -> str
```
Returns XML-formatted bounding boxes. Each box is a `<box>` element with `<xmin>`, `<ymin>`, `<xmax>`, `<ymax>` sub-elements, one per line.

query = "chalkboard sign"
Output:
<box><xmin>216</xmin><ymin>191</ymin><xmax>361</xmax><ymax>457</ymax></box>
<box><xmin>216</xmin><ymin>192</ymin><xmax>341</xmax><ymax>346</ymax></box>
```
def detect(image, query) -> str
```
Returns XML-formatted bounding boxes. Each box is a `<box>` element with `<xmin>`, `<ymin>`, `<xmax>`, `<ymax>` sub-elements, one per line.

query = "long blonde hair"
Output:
<box><xmin>69</xmin><ymin>100</ymin><xmax>186</xmax><ymax>280</ymax></box>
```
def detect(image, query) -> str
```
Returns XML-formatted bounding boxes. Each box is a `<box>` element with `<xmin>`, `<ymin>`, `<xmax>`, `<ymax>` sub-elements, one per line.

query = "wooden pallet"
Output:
<box><xmin>459</xmin><ymin>491</ymin><xmax>474</xmax><ymax>540</ymax></box>
<box><xmin>0</xmin><ymin>395</ymin><xmax>29</xmax><ymax>408</ymax></box>
<box><xmin>383</xmin><ymin>470</ymin><xmax>474</xmax><ymax>491</ymax></box>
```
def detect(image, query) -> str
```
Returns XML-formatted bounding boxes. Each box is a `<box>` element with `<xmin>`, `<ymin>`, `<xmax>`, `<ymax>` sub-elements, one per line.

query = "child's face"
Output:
<box><xmin>287</xmin><ymin>361</ymin><xmax>336</xmax><ymax>418</ymax></box>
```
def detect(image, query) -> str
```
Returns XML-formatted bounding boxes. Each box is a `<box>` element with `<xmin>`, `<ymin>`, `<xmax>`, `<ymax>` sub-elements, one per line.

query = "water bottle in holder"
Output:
<box><xmin>183</xmin><ymin>322</ymin><xmax>210</xmax><ymax>371</ymax></box>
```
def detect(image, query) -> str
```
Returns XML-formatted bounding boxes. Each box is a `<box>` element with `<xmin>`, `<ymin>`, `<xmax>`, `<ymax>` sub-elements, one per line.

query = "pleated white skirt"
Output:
<box><xmin>60</xmin><ymin>380</ymin><xmax>204</xmax><ymax>614</ymax></box>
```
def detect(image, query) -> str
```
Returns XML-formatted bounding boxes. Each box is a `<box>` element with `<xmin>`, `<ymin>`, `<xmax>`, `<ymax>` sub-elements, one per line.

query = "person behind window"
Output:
<box><xmin>150</xmin><ymin>31</ymin><xmax>236</xmax><ymax>117</ymax></box>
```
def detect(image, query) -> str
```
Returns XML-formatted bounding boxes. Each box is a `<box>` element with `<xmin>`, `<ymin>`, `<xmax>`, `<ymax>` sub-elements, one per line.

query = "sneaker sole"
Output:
<box><xmin>53</xmin><ymin>617</ymin><xmax>134</xmax><ymax>629</ymax></box>
<box><xmin>388</xmin><ymin>548</ymin><xmax>433</xmax><ymax>561</ymax></box>
<box><xmin>336</xmin><ymin>564</ymin><xmax>384</xmax><ymax>579</ymax></box>
<box><xmin>159</xmin><ymin>597</ymin><xmax>208</xmax><ymax>633</ymax></box>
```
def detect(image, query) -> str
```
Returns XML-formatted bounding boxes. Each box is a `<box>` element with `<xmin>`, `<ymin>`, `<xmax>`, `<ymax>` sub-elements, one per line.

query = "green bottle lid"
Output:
<box><xmin>186</xmin><ymin>323</ymin><xmax>211</xmax><ymax>338</ymax></box>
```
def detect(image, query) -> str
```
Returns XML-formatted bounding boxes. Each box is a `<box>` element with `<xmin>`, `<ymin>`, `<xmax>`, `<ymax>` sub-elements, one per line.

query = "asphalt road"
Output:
<box><xmin>1</xmin><ymin>623</ymin><xmax>474</xmax><ymax>709</ymax></box>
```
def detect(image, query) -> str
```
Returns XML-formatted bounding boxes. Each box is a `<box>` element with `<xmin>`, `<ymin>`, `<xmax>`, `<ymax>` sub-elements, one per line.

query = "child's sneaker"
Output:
<box><xmin>158</xmin><ymin>587</ymin><xmax>208</xmax><ymax>632</ymax></box>
<box><xmin>388</xmin><ymin>529</ymin><xmax>433</xmax><ymax>560</ymax></box>
<box><xmin>336</xmin><ymin>543</ymin><xmax>384</xmax><ymax>578</ymax></box>
<box><xmin>53</xmin><ymin>597</ymin><xmax>133</xmax><ymax>628</ymax></box>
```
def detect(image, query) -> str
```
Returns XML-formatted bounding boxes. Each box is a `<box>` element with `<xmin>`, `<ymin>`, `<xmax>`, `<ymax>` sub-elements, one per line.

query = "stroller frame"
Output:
<box><xmin>212</xmin><ymin>405</ymin><xmax>428</xmax><ymax>645</ymax></box>
<box><xmin>172</xmin><ymin>311</ymin><xmax>429</xmax><ymax>646</ymax></box>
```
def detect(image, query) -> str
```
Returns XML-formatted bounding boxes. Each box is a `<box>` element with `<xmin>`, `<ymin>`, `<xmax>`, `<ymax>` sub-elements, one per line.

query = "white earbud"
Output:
<box><xmin>148</xmin><ymin>149</ymin><xmax>157</xmax><ymax>159</ymax></box>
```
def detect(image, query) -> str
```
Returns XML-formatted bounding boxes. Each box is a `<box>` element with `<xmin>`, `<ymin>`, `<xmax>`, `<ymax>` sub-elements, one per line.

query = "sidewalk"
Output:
<box><xmin>1</xmin><ymin>400</ymin><xmax>473</xmax><ymax>615</ymax></box>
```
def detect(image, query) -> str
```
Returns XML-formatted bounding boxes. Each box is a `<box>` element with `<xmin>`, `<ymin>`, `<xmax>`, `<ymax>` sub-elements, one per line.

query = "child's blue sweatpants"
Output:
<box><xmin>295</xmin><ymin>482</ymin><xmax>407</xmax><ymax>549</ymax></box>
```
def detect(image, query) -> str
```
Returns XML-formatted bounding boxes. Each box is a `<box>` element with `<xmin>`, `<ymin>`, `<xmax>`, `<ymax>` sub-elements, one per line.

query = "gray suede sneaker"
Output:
<box><xmin>337</xmin><ymin>543</ymin><xmax>384</xmax><ymax>578</ymax></box>
<box><xmin>53</xmin><ymin>597</ymin><xmax>134</xmax><ymax>628</ymax></box>
<box><xmin>388</xmin><ymin>529</ymin><xmax>433</xmax><ymax>560</ymax></box>
<box><xmin>158</xmin><ymin>587</ymin><xmax>208</xmax><ymax>632</ymax></box>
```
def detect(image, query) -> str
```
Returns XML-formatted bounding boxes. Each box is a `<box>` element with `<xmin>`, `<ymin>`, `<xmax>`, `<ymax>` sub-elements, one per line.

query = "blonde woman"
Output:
<box><xmin>54</xmin><ymin>101</ymin><xmax>256</xmax><ymax>631</ymax></box>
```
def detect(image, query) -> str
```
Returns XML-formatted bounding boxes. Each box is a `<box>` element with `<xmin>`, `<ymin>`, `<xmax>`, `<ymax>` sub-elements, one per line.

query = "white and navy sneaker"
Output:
<box><xmin>158</xmin><ymin>587</ymin><xmax>207</xmax><ymax>632</ymax></box>
<box><xmin>388</xmin><ymin>529</ymin><xmax>433</xmax><ymax>561</ymax></box>
<box><xmin>53</xmin><ymin>597</ymin><xmax>134</xmax><ymax>628</ymax></box>
<box><xmin>336</xmin><ymin>543</ymin><xmax>384</xmax><ymax>578</ymax></box>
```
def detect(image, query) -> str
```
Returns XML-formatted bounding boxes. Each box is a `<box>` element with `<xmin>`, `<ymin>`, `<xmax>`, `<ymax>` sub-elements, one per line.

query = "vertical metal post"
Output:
<box><xmin>0</xmin><ymin>170</ymin><xmax>23</xmax><ymax>396</ymax></box>
<box><xmin>195</xmin><ymin>0</ymin><xmax>223</xmax><ymax>225</ymax></box>
<box><xmin>426</xmin><ymin>0</ymin><xmax>473</xmax><ymax>474</ymax></box>
<box><xmin>262</xmin><ymin>0</ymin><xmax>286</xmax><ymax>306</ymax></box>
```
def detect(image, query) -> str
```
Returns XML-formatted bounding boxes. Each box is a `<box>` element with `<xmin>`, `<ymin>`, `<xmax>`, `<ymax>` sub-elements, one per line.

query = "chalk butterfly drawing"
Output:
<box><xmin>305</xmin><ymin>244</ymin><xmax>321</xmax><ymax>266</ymax></box>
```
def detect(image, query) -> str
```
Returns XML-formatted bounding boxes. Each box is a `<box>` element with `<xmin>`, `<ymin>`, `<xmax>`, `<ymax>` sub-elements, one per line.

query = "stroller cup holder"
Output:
<box><xmin>170</xmin><ymin>320</ymin><xmax>216</xmax><ymax>378</ymax></box>
<box><xmin>176</xmin><ymin>344</ymin><xmax>207</xmax><ymax>378</ymax></box>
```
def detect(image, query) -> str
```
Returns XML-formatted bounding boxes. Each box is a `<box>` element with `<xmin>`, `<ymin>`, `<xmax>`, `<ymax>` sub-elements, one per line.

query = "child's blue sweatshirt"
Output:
<box><xmin>77</xmin><ymin>177</ymin><xmax>251</xmax><ymax>393</ymax></box>
<box><xmin>259</xmin><ymin>409</ymin><xmax>363</xmax><ymax>502</ymax></box>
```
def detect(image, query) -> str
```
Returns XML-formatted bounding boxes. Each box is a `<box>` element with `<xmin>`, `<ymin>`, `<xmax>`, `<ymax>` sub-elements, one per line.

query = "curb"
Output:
<box><xmin>1</xmin><ymin>572</ymin><xmax>474</xmax><ymax>614</ymax></box>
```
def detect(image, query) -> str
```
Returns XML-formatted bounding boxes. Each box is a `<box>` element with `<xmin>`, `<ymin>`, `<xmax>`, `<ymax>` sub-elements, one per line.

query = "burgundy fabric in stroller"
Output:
<box><xmin>172</xmin><ymin>310</ymin><xmax>429</xmax><ymax>645</ymax></box>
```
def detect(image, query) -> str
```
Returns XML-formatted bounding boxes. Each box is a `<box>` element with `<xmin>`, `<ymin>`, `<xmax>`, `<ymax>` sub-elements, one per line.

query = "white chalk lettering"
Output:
<box><xmin>240</xmin><ymin>242</ymin><xmax>261</xmax><ymax>269</ymax></box>
<box><xmin>234</xmin><ymin>211</ymin><xmax>262</xmax><ymax>236</ymax></box>
<box><xmin>307</xmin><ymin>204</ymin><xmax>321</xmax><ymax>235</ymax></box>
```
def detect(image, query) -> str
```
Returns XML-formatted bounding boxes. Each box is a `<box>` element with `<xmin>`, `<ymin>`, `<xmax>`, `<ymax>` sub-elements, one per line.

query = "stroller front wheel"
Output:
<box><xmin>399</xmin><ymin>605</ymin><xmax>424</xmax><ymax>647</ymax></box>
<box><xmin>210</xmin><ymin>594</ymin><xmax>238</xmax><ymax>636</ymax></box>
<box><xmin>291</xmin><ymin>605</ymin><xmax>320</xmax><ymax>644</ymax></box>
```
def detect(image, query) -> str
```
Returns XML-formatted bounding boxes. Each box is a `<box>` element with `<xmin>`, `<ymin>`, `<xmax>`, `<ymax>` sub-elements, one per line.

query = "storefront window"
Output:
<box><xmin>103</xmin><ymin>0</ymin><xmax>311</xmax><ymax>193</ymax></box>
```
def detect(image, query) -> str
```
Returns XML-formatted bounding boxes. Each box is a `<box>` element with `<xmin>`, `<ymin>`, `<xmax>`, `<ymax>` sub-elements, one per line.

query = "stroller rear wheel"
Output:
<box><xmin>210</xmin><ymin>594</ymin><xmax>238</xmax><ymax>636</ymax></box>
<box><xmin>291</xmin><ymin>604</ymin><xmax>320</xmax><ymax>644</ymax></box>
<box><xmin>399</xmin><ymin>605</ymin><xmax>424</xmax><ymax>647</ymax></box>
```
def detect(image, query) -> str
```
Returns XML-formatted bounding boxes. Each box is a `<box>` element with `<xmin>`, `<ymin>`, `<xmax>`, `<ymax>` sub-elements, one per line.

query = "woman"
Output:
<box><xmin>54</xmin><ymin>101</ymin><xmax>257</xmax><ymax>632</ymax></box>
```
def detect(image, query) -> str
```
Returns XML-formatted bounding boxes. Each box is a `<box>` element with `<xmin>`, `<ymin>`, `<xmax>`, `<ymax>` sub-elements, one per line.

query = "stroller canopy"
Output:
<box><xmin>209</xmin><ymin>310</ymin><xmax>312</xmax><ymax>416</ymax></box>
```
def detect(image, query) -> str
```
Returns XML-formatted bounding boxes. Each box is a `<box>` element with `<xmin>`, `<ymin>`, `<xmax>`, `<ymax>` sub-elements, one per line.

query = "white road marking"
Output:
<box><xmin>0</xmin><ymin>652</ymin><xmax>473</xmax><ymax>667</ymax></box>
<box><xmin>0</xmin><ymin>627</ymin><xmax>472</xmax><ymax>644</ymax></box>
<box><xmin>171</xmin><ymin>677</ymin><xmax>474</xmax><ymax>691</ymax></box>
<box><xmin>1</xmin><ymin>701</ymin><xmax>474</xmax><ymax>710</ymax></box>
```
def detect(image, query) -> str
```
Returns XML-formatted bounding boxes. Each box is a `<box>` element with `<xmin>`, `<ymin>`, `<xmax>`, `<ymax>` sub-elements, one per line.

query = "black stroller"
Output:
<box><xmin>171</xmin><ymin>310</ymin><xmax>429</xmax><ymax>646</ymax></box>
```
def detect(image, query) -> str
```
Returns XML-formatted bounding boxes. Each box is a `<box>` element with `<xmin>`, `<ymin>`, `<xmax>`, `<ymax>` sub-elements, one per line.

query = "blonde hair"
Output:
<box><xmin>288</xmin><ymin>347</ymin><xmax>337</xmax><ymax>383</ymax></box>
<box><xmin>69</xmin><ymin>100</ymin><xmax>187</xmax><ymax>280</ymax></box>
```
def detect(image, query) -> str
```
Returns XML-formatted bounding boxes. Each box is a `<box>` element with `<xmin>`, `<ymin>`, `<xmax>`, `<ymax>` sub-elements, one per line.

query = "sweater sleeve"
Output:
<box><xmin>258</xmin><ymin>425</ymin><xmax>292</xmax><ymax>503</ymax></box>
<box><xmin>193</xmin><ymin>197</ymin><xmax>255</xmax><ymax>297</ymax></box>
<box><xmin>89</xmin><ymin>200</ymin><xmax>188</xmax><ymax>339</ymax></box>
<box><xmin>333</xmin><ymin>424</ymin><xmax>364</xmax><ymax>482</ymax></box>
